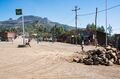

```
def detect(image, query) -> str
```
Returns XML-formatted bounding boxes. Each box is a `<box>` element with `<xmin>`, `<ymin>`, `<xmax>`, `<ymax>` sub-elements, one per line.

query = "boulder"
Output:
<box><xmin>73</xmin><ymin>57</ymin><xmax>81</xmax><ymax>63</ymax></box>
<box><xmin>117</xmin><ymin>59</ymin><xmax>120</xmax><ymax>65</ymax></box>
<box><xmin>105</xmin><ymin>46</ymin><xmax>112</xmax><ymax>51</ymax></box>
<box><xmin>106</xmin><ymin>60</ymin><xmax>113</xmax><ymax>66</ymax></box>
<box><xmin>83</xmin><ymin>59</ymin><xmax>93</xmax><ymax>65</ymax></box>
<box><xmin>112</xmin><ymin>48</ymin><xmax>117</xmax><ymax>52</ymax></box>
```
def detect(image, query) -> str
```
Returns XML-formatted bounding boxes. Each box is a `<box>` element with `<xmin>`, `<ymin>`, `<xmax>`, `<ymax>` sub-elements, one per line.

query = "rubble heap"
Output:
<box><xmin>73</xmin><ymin>46</ymin><xmax>120</xmax><ymax>66</ymax></box>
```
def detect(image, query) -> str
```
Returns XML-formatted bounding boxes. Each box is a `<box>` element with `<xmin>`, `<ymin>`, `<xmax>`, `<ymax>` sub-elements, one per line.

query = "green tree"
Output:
<box><xmin>51</xmin><ymin>25</ymin><xmax>65</xmax><ymax>37</ymax></box>
<box><xmin>86</xmin><ymin>23</ymin><xmax>96</xmax><ymax>30</ymax></box>
<box><xmin>56</xmin><ymin>26</ymin><xmax>65</xmax><ymax>35</ymax></box>
<box><xmin>107</xmin><ymin>25</ymin><xmax>112</xmax><ymax>35</ymax></box>
<box><xmin>86</xmin><ymin>23</ymin><xmax>105</xmax><ymax>32</ymax></box>
<box><xmin>97</xmin><ymin>26</ymin><xmax>105</xmax><ymax>32</ymax></box>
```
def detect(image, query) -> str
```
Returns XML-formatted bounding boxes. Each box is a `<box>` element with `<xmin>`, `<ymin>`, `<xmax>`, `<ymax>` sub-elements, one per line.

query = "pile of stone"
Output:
<box><xmin>73</xmin><ymin>46</ymin><xmax>120</xmax><ymax>66</ymax></box>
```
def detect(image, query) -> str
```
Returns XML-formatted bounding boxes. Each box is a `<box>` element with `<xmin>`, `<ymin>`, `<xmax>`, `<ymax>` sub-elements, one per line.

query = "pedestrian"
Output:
<box><xmin>95</xmin><ymin>38</ymin><xmax>98</xmax><ymax>48</ymax></box>
<box><xmin>81</xmin><ymin>35</ymin><xmax>84</xmax><ymax>51</ymax></box>
<box><xmin>26</xmin><ymin>38</ymin><xmax>31</xmax><ymax>47</ymax></box>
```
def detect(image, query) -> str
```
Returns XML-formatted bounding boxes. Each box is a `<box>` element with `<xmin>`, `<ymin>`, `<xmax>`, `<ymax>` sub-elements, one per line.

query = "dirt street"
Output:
<box><xmin>0</xmin><ymin>37</ymin><xmax>120</xmax><ymax>79</ymax></box>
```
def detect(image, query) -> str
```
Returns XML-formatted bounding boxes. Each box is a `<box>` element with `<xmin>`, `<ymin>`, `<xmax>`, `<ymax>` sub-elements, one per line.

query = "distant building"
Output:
<box><xmin>0</xmin><ymin>32</ymin><xmax>7</xmax><ymax>41</ymax></box>
<box><xmin>114</xmin><ymin>34</ymin><xmax>120</xmax><ymax>49</ymax></box>
<box><xmin>56</xmin><ymin>29</ymin><xmax>106</xmax><ymax>46</ymax></box>
<box><xmin>0</xmin><ymin>32</ymin><xmax>17</xmax><ymax>41</ymax></box>
<box><xmin>82</xmin><ymin>29</ymin><xmax>106</xmax><ymax>46</ymax></box>
<box><xmin>7</xmin><ymin>32</ymin><xmax>17</xmax><ymax>41</ymax></box>
<box><xmin>96</xmin><ymin>31</ymin><xmax>106</xmax><ymax>46</ymax></box>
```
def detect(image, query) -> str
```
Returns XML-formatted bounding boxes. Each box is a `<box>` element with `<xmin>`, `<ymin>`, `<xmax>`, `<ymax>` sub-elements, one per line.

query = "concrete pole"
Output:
<box><xmin>105</xmin><ymin>0</ymin><xmax>108</xmax><ymax>47</ymax></box>
<box><xmin>95</xmin><ymin>8</ymin><xmax>98</xmax><ymax>47</ymax></box>
<box><xmin>72</xmin><ymin>6</ymin><xmax>80</xmax><ymax>45</ymax></box>
<box><xmin>22</xmin><ymin>15</ymin><xmax>25</xmax><ymax>45</ymax></box>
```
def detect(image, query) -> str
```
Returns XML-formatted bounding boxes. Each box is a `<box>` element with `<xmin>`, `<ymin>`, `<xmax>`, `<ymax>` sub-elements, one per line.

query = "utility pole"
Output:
<box><xmin>22</xmin><ymin>15</ymin><xmax>25</xmax><ymax>45</ymax></box>
<box><xmin>95</xmin><ymin>8</ymin><xmax>98</xmax><ymax>29</ymax></box>
<box><xmin>52</xmin><ymin>24</ymin><xmax>56</xmax><ymax>42</ymax></box>
<box><xmin>105</xmin><ymin>0</ymin><xmax>108</xmax><ymax>47</ymax></box>
<box><xmin>95</xmin><ymin>8</ymin><xmax>98</xmax><ymax>47</ymax></box>
<box><xmin>72</xmin><ymin>6</ymin><xmax>80</xmax><ymax>45</ymax></box>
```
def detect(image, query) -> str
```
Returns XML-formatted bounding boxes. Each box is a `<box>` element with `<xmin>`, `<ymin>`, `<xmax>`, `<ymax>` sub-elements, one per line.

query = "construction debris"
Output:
<box><xmin>73</xmin><ymin>46</ymin><xmax>120</xmax><ymax>66</ymax></box>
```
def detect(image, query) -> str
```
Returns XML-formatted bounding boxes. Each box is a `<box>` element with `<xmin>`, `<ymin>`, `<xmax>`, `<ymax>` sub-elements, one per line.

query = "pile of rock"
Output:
<box><xmin>73</xmin><ymin>46</ymin><xmax>120</xmax><ymax>66</ymax></box>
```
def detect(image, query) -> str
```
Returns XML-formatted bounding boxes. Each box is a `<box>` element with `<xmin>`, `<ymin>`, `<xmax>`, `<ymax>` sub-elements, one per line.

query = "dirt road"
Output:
<box><xmin>0</xmin><ymin>38</ymin><xmax>120</xmax><ymax>79</ymax></box>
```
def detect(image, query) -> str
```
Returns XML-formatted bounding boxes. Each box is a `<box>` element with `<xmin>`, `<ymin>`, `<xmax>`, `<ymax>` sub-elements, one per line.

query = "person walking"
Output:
<box><xmin>81</xmin><ymin>35</ymin><xmax>84</xmax><ymax>51</ymax></box>
<box><xmin>25</xmin><ymin>38</ymin><xmax>31</xmax><ymax>47</ymax></box>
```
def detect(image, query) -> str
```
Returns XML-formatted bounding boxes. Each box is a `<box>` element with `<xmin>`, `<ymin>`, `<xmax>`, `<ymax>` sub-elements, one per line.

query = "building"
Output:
<box><xmin>82</xmin><ymin>29</ymin><xmax>106</xmax><ymax>46</ymax></box>
<box><xmin>114</xmin><ymin>34</ymin><xmax>120</xmax><ymax>49</ymax></box>
<box><xmin>56</xmin><ymin>29</ymin><xmax>106</xmax><ymax>46</ymax></box>
<box><xmin>0</xmin><ymin>32</ymin><xmax>17</xmax><ymax>41</ymax></box>
<box><xmin>96</xmin><ymin>31</ymin><xmax>106</xmax><ymax>46</ymax></box>
<box><xmin>7</xmin><ymin>32</ymin><xmax>17</xmax><ymax>41</ymax></box>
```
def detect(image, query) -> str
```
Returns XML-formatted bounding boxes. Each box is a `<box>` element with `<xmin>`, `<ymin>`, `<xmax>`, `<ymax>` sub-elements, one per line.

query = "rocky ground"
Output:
<box><xmin>0</xmin><ymin>37</ymin><xmax>120</xmax><ymax>79</ymax></box>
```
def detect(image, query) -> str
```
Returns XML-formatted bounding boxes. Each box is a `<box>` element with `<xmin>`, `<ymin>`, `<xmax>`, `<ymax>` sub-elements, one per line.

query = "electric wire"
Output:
<box><xmin>78</xmin><ymin>4</ymin><xmax>120</xmax><ymax>16</ymax></box>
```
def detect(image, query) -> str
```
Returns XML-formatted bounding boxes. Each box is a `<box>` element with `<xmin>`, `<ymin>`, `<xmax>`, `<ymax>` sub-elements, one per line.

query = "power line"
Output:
<box><xmin>78</xmin><ymin>4</ymin><xmax>120</xmax><ymax>16</ymax></box>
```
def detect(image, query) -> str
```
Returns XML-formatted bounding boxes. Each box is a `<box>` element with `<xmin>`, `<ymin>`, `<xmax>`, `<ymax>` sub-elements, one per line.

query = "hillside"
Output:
<box><xmin>0</xmin><ymin>15</ymin><xmax>74</xmax><ymax>31</ymax></box>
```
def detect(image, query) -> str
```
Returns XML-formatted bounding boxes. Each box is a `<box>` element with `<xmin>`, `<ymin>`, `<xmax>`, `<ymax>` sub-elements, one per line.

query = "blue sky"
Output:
<box><xmin>0</xmin><ymin>0</ymin><xmax>120</xmax><ymax>34</ymax></box>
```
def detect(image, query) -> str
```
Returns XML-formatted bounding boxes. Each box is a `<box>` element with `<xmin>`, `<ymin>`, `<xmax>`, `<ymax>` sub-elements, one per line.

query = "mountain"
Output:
<box><xmin>0</xmin><ymin>15</ymin><xmax>74</xmax><ymax>31</ymax></box>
